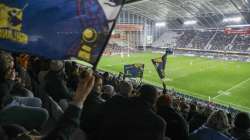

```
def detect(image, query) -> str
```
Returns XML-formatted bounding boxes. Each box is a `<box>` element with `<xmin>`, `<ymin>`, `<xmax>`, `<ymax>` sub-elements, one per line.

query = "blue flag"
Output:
<box><xmin>152</xmin><ymin>57</ymin><xmax>166</xmax><ymax>79</ymax></box>
<box><xmin>152</xmin><ymin>48</ymin><xmax>173</xmax><ymax>79</ymax></box>
<box><xmin>124</xmin><ymin>64</ymin><xmax>144</xmax><ymax>78</ymax></box>
<box><xmin>0</xmin><ymin>0</ymin><xmax>124</xmax><ymax>66</ymax></box>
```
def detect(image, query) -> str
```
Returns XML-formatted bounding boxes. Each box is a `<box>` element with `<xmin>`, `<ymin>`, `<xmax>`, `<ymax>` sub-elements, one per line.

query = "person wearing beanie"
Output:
<box><xmin>230</xmin><ymin>112</ymin><xmax>250</xmax><ymax>140</ymax></box>
<box><xmin>44</xmin><ymin>60</ymin><xmax>74</xmax><ymax>102</ymax></box>
<box><xmin>156</xmin><ymin>94</ymin><xmax>189</xmax><ymax>140</ymax></box>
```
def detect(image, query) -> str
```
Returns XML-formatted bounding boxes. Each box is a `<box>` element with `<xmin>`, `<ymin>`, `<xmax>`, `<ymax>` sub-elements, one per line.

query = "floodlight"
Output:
<box><xmin>155</xmin><ymin>22</ymin><xmax>166</xmax><ymax>27</ymax></box>
<box><xmin>184</xmin><ymin>20</ymin><xmax>197</xmax><ymax>25</ymax></box>
<box><xmin>223</xmin><ymin>17</ymin><xmax>242</xmax><ymax>23</ymax></box>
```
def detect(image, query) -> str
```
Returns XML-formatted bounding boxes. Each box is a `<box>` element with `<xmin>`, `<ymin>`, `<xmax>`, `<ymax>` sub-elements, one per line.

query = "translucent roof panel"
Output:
<box><xmin>124</xmin><ymin>0</ymin><xmax>250</xmax><ymax>29</ymax></box>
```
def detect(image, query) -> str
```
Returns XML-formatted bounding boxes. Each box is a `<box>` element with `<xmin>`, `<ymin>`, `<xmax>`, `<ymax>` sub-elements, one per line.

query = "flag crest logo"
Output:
<box><xmin>0</xmin><ymin>3</ymin><xmax>28</xmax><ymax>44</ymax></box>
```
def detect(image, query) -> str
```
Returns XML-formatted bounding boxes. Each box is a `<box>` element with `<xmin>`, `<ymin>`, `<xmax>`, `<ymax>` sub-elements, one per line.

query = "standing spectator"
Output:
<box><xmin>156</xmin><ymin>95</ymin><xmax>189</xmax><ymax>140</ymax></box>
<box><xmin>81</xmin><ymin>75</ymin><xmax>105</xmax><ymax>140</ymax></box>
<box><xmin>99</xmin><ymin>84</ymin><xmax>166</xmax><ymax>140</ymax></box>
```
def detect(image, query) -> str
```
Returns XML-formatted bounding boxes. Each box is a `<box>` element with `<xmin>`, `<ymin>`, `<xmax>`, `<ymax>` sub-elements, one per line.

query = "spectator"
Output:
<box><xmin>81</xmin><ymin>75</ymin><xmax>105</xmax><ymax>140</ymax></box>
<box><xmin>101</xmin><ymin>85</ymin><xmax>115</xmax><ymax>100</ymax></box>
<box><xmin>230</xmin><ymin>112</ymin><xmax>250</xmax><ymax>140</ymax></box>
<box><xmin>99</xmin><ymin>84</ymin><xmax>166</xmax><ymax>140</ymax></box>
<box><xmin>65</xmin><ymin>61</ymin><xmax>80</xmax><ymax>91</ymax></box>
<box><xmin>0</xmin><ymin>69</ymin><xmax>95</xmax><ymax>140</ymax></box>
<box><xmin>189</xmin><ymin>110</ymin><xmax>233</xmax><ymax>140</ymax></box>
<box><xmin>156</xmin><ymin>94</ymin><xmax>189</xmax><ymax>140</ymax></box>
<box><xmin>118</xmin><ymin>80</ymin><xmax>133</xmax><ymax>97</ymax></box>
<box><xmin>189</xmin><ymin>107</ymin><xmax>212</xmax><ymax>133</ymax></box>
<box><xmin>44</xmin><ymin>60</ymin><xmax>74</xmax><ymax>102</ymax></box>
<box><xmin>0</xmin><ymin>51</ymin><xmax>48</xmax><ymax>130</ymax></box>
<box><xmin>187</xmin><ymin>103</ymin><xmax>198</xmax><ymax>121</ymax></box>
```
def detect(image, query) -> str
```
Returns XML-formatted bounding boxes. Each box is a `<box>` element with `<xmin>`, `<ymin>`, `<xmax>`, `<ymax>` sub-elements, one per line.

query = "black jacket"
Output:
<box><xmin>44</xmin><ymin>71</ymin><xmax>73</xmax><ymax>102</ymax></box>
<box><xmin>98</xmin><ymin>97</ymin><xmax>166</xmax><ymax>140</ymax></box>
<box><xmin>80</xmin><ymin>91</ymin><xmax>105</xmax><ymax>139</ymax></box>
<box><xmin>157</xmin><ymin>105</ymin><xmax>189</xmax><ymax>140</ymax></box>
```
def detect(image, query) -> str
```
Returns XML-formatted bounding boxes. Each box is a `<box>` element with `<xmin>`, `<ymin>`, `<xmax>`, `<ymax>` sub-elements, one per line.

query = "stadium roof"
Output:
<box><xmin>124</xmin><ymin>0</ymin><xmax>250</xmax><ymax>29</ymax></box>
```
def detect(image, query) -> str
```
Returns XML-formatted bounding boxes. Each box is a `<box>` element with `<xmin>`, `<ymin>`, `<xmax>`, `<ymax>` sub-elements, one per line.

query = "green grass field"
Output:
<box><xmin>97</xmin><ymin>52</ymin><xmax>250</xmax><ymax>112</ymax></box>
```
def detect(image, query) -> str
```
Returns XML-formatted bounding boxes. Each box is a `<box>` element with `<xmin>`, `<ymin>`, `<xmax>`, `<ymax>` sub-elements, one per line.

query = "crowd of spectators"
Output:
<box><xmin>0</xmin><ymin>50</ymin><xmax>250</xmax><ymax>140</ymax></box>
<box><xmin>210</xmin><ymin>32</ymin><xmax>235</xmax><ymax>51</ymax></box>
<box><xmin>103</xmin><ymin>44</ymin><xmax>137</xmax><ymax>56</ymax></box>
<box><xmin>231</xmin><ymin>35</ymin><xmax>250</xmax><ymax>52</ymax></box>
<box><xmin>191</xmin><ymin>31</ymin><xmax>214</xmax><ymax>50</ymax></box>
<box><xmin>153</xmin><ymin>30</ymin><xmax>250</xmax><ymax>54</ymax></box>
<box><xmin>175</xmin><ymin>30</ymin><xmax>197</xmax><ymax>48</ymax></box>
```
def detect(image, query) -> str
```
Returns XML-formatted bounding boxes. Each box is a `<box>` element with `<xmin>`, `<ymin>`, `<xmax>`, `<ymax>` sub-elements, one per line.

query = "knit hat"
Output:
<box><xmin>49</xmin><ymin>60</ymin><xmax>64</xmax><ymax>72</ymax></box>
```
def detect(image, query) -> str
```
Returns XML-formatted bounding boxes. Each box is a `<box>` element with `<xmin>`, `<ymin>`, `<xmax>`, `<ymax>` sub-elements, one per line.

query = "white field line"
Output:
<box><xmin>144</xmin><ymin>79</ymin><xmax>250</xmax><ymax>111</ymax></box>
<box><xmin>214</xmin><ymin>98</ymin><xmax>250</xmax><ymax>112</ymax></box>
<box><xmin>212</xmin><ymin>77</ymin><xmax>250</xmax><ymax>99</ymax></box>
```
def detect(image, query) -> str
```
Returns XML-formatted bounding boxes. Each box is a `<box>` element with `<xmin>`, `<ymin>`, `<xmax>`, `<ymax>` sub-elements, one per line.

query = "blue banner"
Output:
<box><xmin>0</xmin><ymin>0</ymin><xmax>124</xmax><ymax>66</ymax></box>
<box><xmin>152</xmin><ymin>48</ymin><xmax>173</xmax><ymax>79</ymax></box>
<box><xmin>152</xmin><ymin>57</ymin><xmax>166</xmax><ymax>79</ymax></box>
<box><xmin>124</xmin><ymin>64</ymin><xmax>144</xmax><ymax>78</ymax></box>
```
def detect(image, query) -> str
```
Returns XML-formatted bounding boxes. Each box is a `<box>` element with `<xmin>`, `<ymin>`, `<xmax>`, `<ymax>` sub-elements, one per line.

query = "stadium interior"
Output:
<box><xmin>1</xmin><ymin>0</ymin><xmax>250</xmax><ymax>140</ymax></box>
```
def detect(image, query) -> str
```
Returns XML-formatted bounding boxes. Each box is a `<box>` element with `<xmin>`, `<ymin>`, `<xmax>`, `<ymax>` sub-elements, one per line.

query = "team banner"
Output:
<box><xmin>152</xmin><ymin>57</ymin><xmax>166</xmax><ymax>79</ymax></box>
<box><xmin>124</xmin><ymin>64</ymin><xmax>144</xmax><ymax>78</ymax></box>
<box><xmin>0</xmin><ymin>0</ymin><xmax>124</xmax><ymax>66</ymax></box>
<box><xmin>152</xmin><ymin>48</ymin><xmax>173</xmax><ymax>79</ymax></box>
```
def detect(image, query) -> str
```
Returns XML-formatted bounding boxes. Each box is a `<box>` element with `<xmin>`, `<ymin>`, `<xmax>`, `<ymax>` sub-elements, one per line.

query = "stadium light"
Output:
<box><xmin>184</xmin><ymin>20</ymin><xmax>197</xmax><ymax>25</ymax></box>
<box><xmin>223</xmin><ymin>17</ymin><xmax>242</xmax><ymax>23</ymax></box>
<box><xmin>155</xmin><ymin>22</ymin><xmax>166</xmax><ymax>27</ymax></box>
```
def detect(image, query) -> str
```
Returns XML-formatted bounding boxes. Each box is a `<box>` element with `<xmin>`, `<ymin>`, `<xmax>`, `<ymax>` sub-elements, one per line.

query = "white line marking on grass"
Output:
<box><xmin>213</xmin><ymin>77</ymin><xmax>250</xmax><ymax>99</ymax></box>
<box><xmin>214</xmin><ymin>98</ymin><xmax>250</xmax><ymax>111</ymax></box>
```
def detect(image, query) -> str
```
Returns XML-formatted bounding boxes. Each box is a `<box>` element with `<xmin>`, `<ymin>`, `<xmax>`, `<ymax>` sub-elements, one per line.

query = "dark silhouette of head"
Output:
<box><xmin>234</xmin><ymin>112</ymin><xmax>250</xmax><ymax>130</ymax></box>
<box><xmin>139</xmin><ymin>84</ymin><xmax>158</xmax><ymax>106</ymax></box>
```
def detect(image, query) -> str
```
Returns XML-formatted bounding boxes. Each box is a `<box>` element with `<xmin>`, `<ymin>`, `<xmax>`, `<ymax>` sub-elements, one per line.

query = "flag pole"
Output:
<box><xmin>162</xmin><ymin>80</ymin><xmax>167</xmax><ymax>94</ymax></box>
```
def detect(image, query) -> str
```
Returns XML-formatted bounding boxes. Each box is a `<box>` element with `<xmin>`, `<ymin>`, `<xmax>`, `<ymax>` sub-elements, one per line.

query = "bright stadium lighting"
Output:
<box><xmin>223</xmin><ymin>17</ymin><xmax>242</xmax><ymax>22</ymax></box>
<box><xmin>155</xmin><ymin>22</ymin><xmax>166</xmax><ymax>27</ymax></box>
<box><xmin>184</xmin><ymin>20</ymin><xmax>197</xmax><ymax>25</ymax></box>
